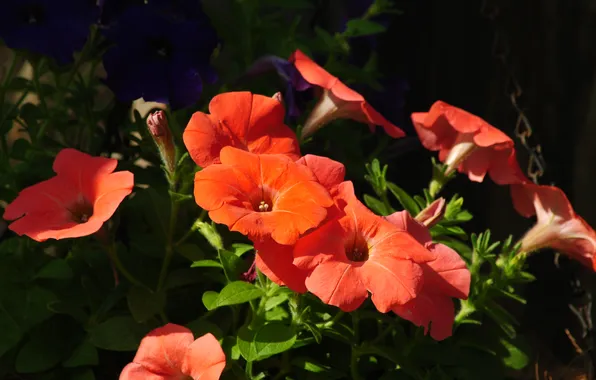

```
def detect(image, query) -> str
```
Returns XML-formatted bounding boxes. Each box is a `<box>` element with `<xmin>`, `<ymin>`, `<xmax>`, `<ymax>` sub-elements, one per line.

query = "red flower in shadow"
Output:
<box><xmin>3</xmin><ymin>148</ymin><xmax>133</xmax><ymax>241</ymax></box>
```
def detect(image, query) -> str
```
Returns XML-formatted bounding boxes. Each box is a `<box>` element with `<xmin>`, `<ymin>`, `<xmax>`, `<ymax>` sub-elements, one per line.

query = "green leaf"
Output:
<box><xmin>231</xmin><ymin>243</ymin><xmax>254</xmax><ymax>257</ymax></box>
<box><xmin>261</xmin><ymin>0</ymin><xmax>314</xmax><ymax>8</ymax></box>
<box><xmin>500</xmin><ymin>337</ymin><xmax>530</xmax><ymax>370</ymax></box>
<box><xmin>186</xmin><ymin>318</ymin><xmax>224</xmax><ymax>340</ymax></box>
<box><xmin>291</xmin><ymin>356</ymin><xmax>345</xmax><ymax>378</ymax></box>
<box><xmin>218</xmin><ymin>249</ymin><xmax>244</xmax><ymax>281</ymax></box>
<box><xmin>127</xmin><ymin>286</ymin><xmax>166</xmax><ymax>323</ymax></box>
<box><xmin>483</xmin><ymin>301</ymin><xmax>518</xmax><ymax>339</ymax></box>
<box><xmin>10</xmin><ymin>139</ymin><xmax>31</xmax><ymax>160</ymax></box>
<box><xmin>168</xmin><ymin>190</ymin><xmax>193</xmax><ymax>203</ymax></box>
<box><xmin>202</xmin><ymin>291</ymin><xmax>219</xmax><ymax>310</ymax></box>
<box><xmin>176</xmin><ymin>244</ymin><xmax>204</xmax><ymax>262</ymax></box>
<box><xmin>36</xmin><ymin>259</ymin><xmax>73</xmax><ymax>280</ymax></box>
<box><xmin>191</xmin><ymin>260</ymin><xmax>223</xmax><ymax>268</ymax></box>
<box><xmin>0</xmin><ymin>309</ymin><xmax>22</xmax><ymax>357</ymax></box>
<box><xmin>344</xmin><ymin>19</ymin><xmax>386</xmax><ymax>37</ymax></box>
<box><xmin>264</xmin><ymin>292</ymin><xmax>291</xmax><ymax>311</ymax></box>
<box><xmin>387</xmin><ymin>182</ymin><xmax>420</xmax><ymax>215</ymax></box>
<box><xmin>15</xmin><ymin>320</ymin><xmax>71</xmax><ymax>373</ymax></box>
<box><xmin>265</xmin><ymin>306</ymin><xmax>290</xmax><ymax>321</ymax></box>
<box><xmin>71</xmin><ymin>369</ymin><xmax>95</xmax><ymax>380</ymax></box>
<box><xmin>63</xmin><ymin>339</ymin><xmax>98</xmax><ymax>368</ymax></box>
<box><xmin>237</xmin><ymin>322</ymin><xmax>297</xmax><ymax>361</ymax></box>
<box><xmin>89</xmin><ymin>316</ymin><xmax>145</xmax><ymax>351</ymax></box>
<box><xmin>363</xmin><ymin>194</ymin><xmax>391</xmax><ymax>215</ymax></box>
<box><xmin>211</xmin><ymin>282</ymin><xmax>263</xmax><ymax>309</ymax></box>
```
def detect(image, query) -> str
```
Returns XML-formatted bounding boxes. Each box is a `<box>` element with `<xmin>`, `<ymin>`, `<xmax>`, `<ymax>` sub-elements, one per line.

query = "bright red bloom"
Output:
<box><xmin>193</xmin><ymin>147</ymin><xmax>333</xmax><ymax>245</ymax></box>
<box><xmin>385</xmin><ymin>210</ymin><xmax>471</xmax><ymax>340</ymax></box>
<box><xmin>412</xmin><ymin>101</ymin><xmax>526</xmax><ymax>185</ymax></box>
<box><xmin>289</xmin><ymin>50</ymin><xmax>405</xmax><ymax>139</ymax></box>
<box><xmin>254</xmin><ymin>154</ymin><xmax>347</xmax><ymax>293</ymax></box>
<box><xmin>183</xmin><ymin>91</ymin><xmax>300</xmax><ymax>168</ymax></box>
<box><xmin>3</xmin><ymin>148</ymin><xmax>133</xmax><ymax>242</ymax></box>
<box><xmin>291</xmin><ymin>181</ymin><xmax>434</xmax><ymax>313</ymax></box>
<box><xmin>511</xmin><ymin>183</ymin><xmax>596</xmax><ymax>270</ymax></box>
<box><xmin>120</xmin><ymin>323</ymin><xmax>225</xmax><ymax>380</ymax></box>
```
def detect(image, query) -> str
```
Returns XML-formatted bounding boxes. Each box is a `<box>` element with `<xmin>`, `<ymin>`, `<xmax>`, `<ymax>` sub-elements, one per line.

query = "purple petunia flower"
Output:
<box><xmin>102</xmin><ymin>3</ymin><xmax>218</xmax><ymax>110</ymax></box>
<box><xmin>244</xmin><ymin>55</ymin><xmax>312</xmax><ymax>118</ymax></box>
<box><xmin>0</xmin><ymin>0</ymin><xmax>99</xmax><ymax>64</ymax></box>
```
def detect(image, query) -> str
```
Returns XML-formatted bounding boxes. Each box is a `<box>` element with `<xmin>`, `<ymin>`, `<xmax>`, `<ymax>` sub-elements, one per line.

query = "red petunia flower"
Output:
<box><xmin>511</xmin><ymin>183</ymin><xmax>596</xmax><ymax>270</ymax></box>
<box><xmin>289</xmin><ymin>50</ymin><xmax>405</xmax><ymax>139</ymax></box>
<box><xmin>253</xmin><ymin>154</ymin><xmax>347</xmax><ymax>293</ymax></box>
<box><xmin>120</xmin><ymin>323</ymin><xmax>225</xmax><ymax>380</ymax></box>
<box><xmin>183</xmin><ymin>91</ymin><xmax>300</xmax><ymax>168</ymax></box>
<box><xmin>292</xmin><ymin>181</ymin><xmax>434</xmax><ymax>313</ymax></box>
<box><xmin>411</xmin><ymin>101</ymin><xmax>526</xmax><ymax>185</ymax></box>
<box><xmin>385</xmin><ymin>210</ymin><xmax>471</xmax><ymax>340</ymax></box>
<box><xmin>3</xmin><ymin>148</ymin><xmax>134</xmax><ymax>242</ymax></box>
<box><xmin>414</xmin><ymin>197</ymin><xmax>446</xmax><ymax>228</ymax></box>
<box><xmin>193</xmin><ymin>147</ymin><xmax>333</xmax><ymax>245</ymax></box>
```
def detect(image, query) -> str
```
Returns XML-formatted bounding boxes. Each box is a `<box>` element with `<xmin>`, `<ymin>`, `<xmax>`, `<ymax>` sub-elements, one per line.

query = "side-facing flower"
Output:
<box><xmin>0</xmin><ymin>0</ymin><xmax>99</xmax><ymax>64</ymax></box>
<box><xmin>120</xmin><ymin>323</ymin><xmax>225</xmax><ymax>380</ymax></box>
<box><xmin>254</xmin><ymin>154</ymin><xmax>347</xmax><ymax>293</ymax></box>
<box><xmin>193</xmin><ymin>147</ymin><xmax>333</xmax><ymax>245</ymax></box>
<box><xmin>385</xmin><ymin>210</ymin><xmax>470</xmax><ymax>340</ymax></box>
<box><xmin>412</xmin><ymin>101</ymin><xmax>526</xmax><ymax>185</ymax></box>
<box><xmin>183</xmin><ymin>92</ymin><xmax>300</xmax><ymax>168</ymax></box>
<box><xmin>3</xmin><ymin>148</ymin><xmax>133</xmax><ymax>242</ymax></box>
<box><xmin>102</xmin><ymin>3</ymin><xmax>218</xmax><ymax>109</ymax></box>
<box><xmin>511</xmin><ymin>183</ymin><xmax>596</xmax><ymax>270</ymax></box>
<box><xmin>292</xmin><ymin>181</ymin><xmax>434</xmax><ymax>312</ymax></box>
<box><xmin>289</xmin><ymin>50</ymin><xmax>405</xmax><ymax>139</ymax></box>
<box><xmin>243</xmin><ymin>56</ymin><xmax>312</xmax><ymax>118</ymax></box>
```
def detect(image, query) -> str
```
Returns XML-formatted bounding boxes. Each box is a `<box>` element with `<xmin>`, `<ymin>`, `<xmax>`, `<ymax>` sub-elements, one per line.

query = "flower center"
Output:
<box><xmin>149</xmin><ymin>37</ymin><xmax>173</xmax><ymax>59</ymax></box>
<box><xmin>19</xmin><ymin>4</ymin><xmax>46</xmax><ymax>25</ymax></box>
<box><xmin>345</xmin><ymin>236</ymin><xmax>369</xmax><ymax>262</ymax></box>
<box><xmin>258</xmin><ymin>201</ymin><xmax>270</xmax><ymax>212</ymax></box>
<box><xmin>68</xmin><ymin>202</ymin><xmax>93</xmax><ymax>224</ymax></box>
<box><xmin>251</xmin><ymin>186</ymin><xmax>275</xmax><ymax>213</ymax></box>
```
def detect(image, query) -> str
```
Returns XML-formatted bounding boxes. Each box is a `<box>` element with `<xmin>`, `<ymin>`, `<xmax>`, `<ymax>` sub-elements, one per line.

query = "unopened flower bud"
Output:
<box><xmin>272</xmin><ymin>92</ymin><xmax>283</xmax><ymax>103</ymax></box>
<box><xmin>146</xmin><ymin>110</ymin><xmax>176</xmax><ymax>175</ymax></box>
<box><xmin>415</xmin><ymin>198</ymin><xmax>446</xmax><ymax>228</ymax></box>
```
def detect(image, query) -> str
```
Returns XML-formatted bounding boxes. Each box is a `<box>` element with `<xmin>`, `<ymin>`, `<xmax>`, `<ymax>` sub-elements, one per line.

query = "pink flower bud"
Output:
<box><xmin>147</xmin><ymin>110</ymin><xmax>168</xmax><ymax>138</ymax></box>
<box><xmin>415</xmin><ymin>198</ymin><xmax>446</xmax><ymax>228</ymax></box>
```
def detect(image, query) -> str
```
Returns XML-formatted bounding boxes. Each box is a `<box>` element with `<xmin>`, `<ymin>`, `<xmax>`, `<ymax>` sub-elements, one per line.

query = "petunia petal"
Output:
<box><xmin>182</xmin><ymin>333</ymin><xmax>226</xmax><ymax>380</ymax></box>
<box><xmin>119</xmin><ymin>362</ymin><xmax>172</xmax><ymax>380</ymax></box>
<box><xmin>423</xmin><ymin>242</ymin><xmax>470</xmax><ymax>299</ymax></box>
<box><xmin>392</xmin><ymin>293</ymin><xmax>455</xmax><ymax>341</ymax></box>
<box><xmin>361</xmin><ymin>256</ymin><xmax>424</xmax><ymax>312</ymax></box>
<box><xmin>305</xmin><ymin>261</ymin><xmax>369</xmax><ymax>312</ymax></box>
<box><xmin>296</xmin><ymin>155</ymin><xmax>346</xmax><ymax>192</ymax></box>
<box><xmin>254</xmin><ymin>241</ymin><xmax>308</xmax><ymax>293</ymax></box>
<box><xmin>131</xmin><ymin>324</ymin><xmax>194</xmax><ymax>376</ymax></box>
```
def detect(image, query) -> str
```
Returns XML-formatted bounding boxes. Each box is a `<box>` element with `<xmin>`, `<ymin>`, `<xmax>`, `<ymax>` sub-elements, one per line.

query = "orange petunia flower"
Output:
<box><xmin>3</xmin><ymin>148</ymin><xmax>134</xmax><ymax>242</ymax></box>
<box><xmin>253</xmin><ymin>154</ymin><xmax>347</xmax><ymax>293</ymax></box>
<box><xmin>289</xmin><ymin>50</ymin><xmax>405</xmax><ymax>139</ymax></box>
<box><xmin>385</xmin><ymin>210</ymin><xmax>471</xmax><ymax>340</ymax></box>
<box><xmin>511</xmin><ymin>183</ymin><xmax>596</xmax><ymax>270</ymax></box>
<box><xmin>412</xmin><ymin>101</ymin><xmax>526</xmax><ymax>185</ymax></box>
<box><xmin>120</xmin><ymin>323</ymin><xmax>225</xmax><ymax>380</ymax></box>
<box><xmin>193</xmin><ymin>147</ymin><xmax>333</xmax><ymax>245</ymax></box>
<box><xmin>292</xmin><ymin>181</ymin><xmax>434</xmax><ymax>313</ymax></box>
<box><xmin>183</xmin><ymin>91</ymin><xmax>300</xmax><ymax>168</ymax></box>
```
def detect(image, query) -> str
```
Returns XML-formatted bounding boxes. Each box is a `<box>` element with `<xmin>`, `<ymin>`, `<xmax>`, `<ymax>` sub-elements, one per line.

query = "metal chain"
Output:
<box><xmin>480</xmin><ymin>0</ymin><xmax>547</xmax><ymax>184</ymax></box>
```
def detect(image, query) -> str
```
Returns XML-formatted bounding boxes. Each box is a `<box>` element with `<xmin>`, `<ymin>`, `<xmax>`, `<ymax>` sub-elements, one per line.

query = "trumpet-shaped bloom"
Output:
<box><xmin>414</xmin><ymin>197</ymin><xmax>446</xmax><ymax>228</ymax></box>
<box><xmin>293</xmin><ymin>181</ymin><xmax>434</xmax><ymax>312</ymax></box>
<box><xmin>385</xmin><ymin>210</ymin><xmax>470</xmax><ymax>340</ymax></box>
<box><xmin>289</xmin><ymin>50</ymin><xmax>405</xmax><ymax>139</ymax></box>
<box><xmin>3</xmin><ymin>149</ymin><xmax>134</xmax><ymax>242</ymax></box>
<box><xmin>183</xmin><ymin>92</ymin><xmax>300</xmax><ymax>168</ymax></box>
<box><xmin>253</xmin><ymin>154</ymin><xmax>347</xmax><ymax>292</ymax></box>
<box><xmin>193</xmin><ymin>147</ymin><xmax>333</xmax><ymax>245</ymax></box>
<box><xmin>412</xmin><ymin>101</ymin><xmax>526</xmax><ymax>185</ymax></box>
<box><xmin>120</xmin><ymin>323</ymin><xmax>225</xmax><ymax>380</ymax></box>
<box><xmin>511</xmin><ymin>183</ymin><xmax>596</xmax><ymax>270</ymax></box>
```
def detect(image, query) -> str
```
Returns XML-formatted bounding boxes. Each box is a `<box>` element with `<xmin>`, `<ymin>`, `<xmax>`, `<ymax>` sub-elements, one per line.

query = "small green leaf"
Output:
<box><xmin>191</xmin><ymin>260</ymin><xmax>223</xmax><ymax>268</ymax></box>
<box><xmin>15</xmin><ymin>323</ymin><xmax>67</xmax><ymax>373</ymax></box>
<box><xmin>500</xmin><ymin>337</ymin><xmax>530</xmax><ymax>370</ymax></box>
<box><xmin>211</xmin><ymin>282</ymin><xmax>263</xmax><ymax>309</ymax></box>
<box><xmin>186</xmin><ymin>318</ymin><xmax>223</xmax><ymax>340</ymax></box>
<box><xmin>344</xmin><ymin>19</ymin><xmax>386</xmax><ymax>37</ymax></box>
<box><xmin>231</xmin><ymin>243</ymin><xmax>254</xmax><ymax>257</ymax></box>
<box><xmin>63</xmin><ymin>339</ymin><xmax>98</xmax><ymax>368</ymax></box>
<box><xmin>483</xmin><ymin>301</ymin><xmax>518</xmax><ymax>339</ymax></box>
<box><xmin>127</xmin><ymin>286</ymin><xmax>166</xmax><ymax>323</ymax></box>
<box><xmin>363</xmin><ymin>194</ymin><xmax>391</xmax><ymax>215</ymax></box>
<box><xmin>10</xmin><ymin>139</ymin><xmax>31</xmax><ymax>160</ymax></box>
<box><xmin>89</xmin><ymin>316</ymin><xmax>146</xmax><ymax>351</ymax></box>
<box><xmin>218</xmin><ymin>249</ymin><xmax>244</xmax><ymax>281</ymax></box>
<box><xmin>265</xmin><ymin>306</ymin><xmax>290</xmax><ymax>321</ymax></box>
<box><xmin>387</xmin><ymin>182</ymin><xmax>420</xmax><ymax>215</ymax></box>
<box><xmin>202</xmin><ymin>291</ymin><xmax>219</xmax><ymax>310</ymax></box>
<box><xmin>36</xmin><ymin>259</ymin><xmax>73</xmax><ymax>280</ymax></box>
<box><xmin>264</xmin><ymin>292</ymin><xmax>291</xmax><ymax>311</ymax></box>
<box><xmin>237</xmin><ymin>322</ymin><xmax>297</xmax><ymax>361</ymax></box>
<box><xmin>168</xmin><ymin>191</ymin><xmax>193</xmax><ymax>203</ymax></box>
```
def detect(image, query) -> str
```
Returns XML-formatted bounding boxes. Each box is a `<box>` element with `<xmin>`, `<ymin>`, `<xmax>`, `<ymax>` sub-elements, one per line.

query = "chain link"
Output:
<box><xmin>480</xmin><ymin>0</ymin><xmax>547</xmax><ymax>184</ymax></box>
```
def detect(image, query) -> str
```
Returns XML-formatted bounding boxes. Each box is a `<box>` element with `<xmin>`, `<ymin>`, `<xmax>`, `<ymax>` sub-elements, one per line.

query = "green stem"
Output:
<box><xmin>157</xmin><ymin>197</ymin><xmax>179</xmax><ymax>291</ymax></box>
<box><xmin>317</xmin><ymin>311</ymin><xmax>345</xmax><ymax>329</ymax></box>
<box><xmin>106</xmin><ymin>243</ymin><xmax>143</xmax><ymax>287</ymax></box>
<box><xmin>350</xmin><ymin>349</ymin><xmax>362</xmax><ymax>380</ymax></box>
<box><xmin>174</xmin><ymin>209</ymin><xmax>207</xmax><ymax>247</ymax></box>
<box><xmin>245</xmin><ymin>360</ymin><xmax>254</xmax><ymax>380</ymax></box>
